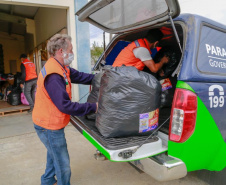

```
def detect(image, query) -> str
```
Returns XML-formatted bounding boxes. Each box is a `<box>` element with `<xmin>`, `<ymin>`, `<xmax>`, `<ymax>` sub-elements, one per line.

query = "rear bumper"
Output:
<box><xmin>130</xmin><ymin>152</ymin><xmax>187</xmax><ymax>181</ymax></box>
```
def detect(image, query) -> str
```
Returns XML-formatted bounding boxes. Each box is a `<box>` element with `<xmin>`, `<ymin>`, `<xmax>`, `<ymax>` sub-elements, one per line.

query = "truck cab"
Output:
<box><xmin>70</xmin><ymin>0</ymin><xmax>226</xmax><ymax>181</ymax></box>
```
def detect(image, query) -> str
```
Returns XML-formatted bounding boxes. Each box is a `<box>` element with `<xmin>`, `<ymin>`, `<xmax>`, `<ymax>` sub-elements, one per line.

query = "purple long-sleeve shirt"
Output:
<box><xmin>44</xmin><ymin>63</ymin><xmax>96</xmax><ymax>116</ymax></box>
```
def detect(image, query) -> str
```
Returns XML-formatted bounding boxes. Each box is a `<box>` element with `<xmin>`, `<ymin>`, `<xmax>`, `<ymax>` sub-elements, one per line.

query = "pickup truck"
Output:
<box><xmin>70</xmin><ymin>0</ymin><xmax>226</xmax><ymax>182</ymax></box>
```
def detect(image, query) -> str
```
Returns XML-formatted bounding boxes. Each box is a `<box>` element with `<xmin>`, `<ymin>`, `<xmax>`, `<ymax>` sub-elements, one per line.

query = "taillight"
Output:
<box><xmin>90</xmin><ymin>85</ymin><xmax>92</xmax><ymax>92</ymax></box>
<box><xmin>169</xmin><ymin>88</ymin><xmax>197</xmax><ymax>143</ymax></box>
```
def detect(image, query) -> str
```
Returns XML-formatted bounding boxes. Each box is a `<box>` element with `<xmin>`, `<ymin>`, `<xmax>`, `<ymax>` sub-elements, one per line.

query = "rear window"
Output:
<box><xmin>89</xmin><ymin>0</ymin><xmax>168</xmax><ymax>30</ymax></box>
<box><xmin>197</xmin><ymin>25</ymin><xmax>226</xmax><ymax>75</ymax></box>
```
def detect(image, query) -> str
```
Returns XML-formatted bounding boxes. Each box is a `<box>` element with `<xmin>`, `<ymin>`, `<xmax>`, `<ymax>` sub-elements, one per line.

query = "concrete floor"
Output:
<box><xmin>0</xmin><ymin>113</ymin><xmax>209</xmax><ymax>185</ymax></box>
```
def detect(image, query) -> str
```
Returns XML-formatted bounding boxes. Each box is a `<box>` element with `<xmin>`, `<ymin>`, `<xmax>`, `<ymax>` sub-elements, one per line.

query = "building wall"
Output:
<box><xmin>34</xmin><ymin>7</ymin><xmax>67</xmax><ymax>46</ymax></box>
<box><xmin>1</xmin><ymin>19</ymin><xmax>37</xmax><ymax>74</ymax></box>
<box><xmin>26</xmin><ymin>18</ymin><xmax>36</xmax><ymax>47</ymax></box>
<box><xmin>0</xmin><ymin>32</ymin><xmax>25</xmax><ymax>74</ymax></box>
<box><xmin>74</xmin><ymin>0</ymin><xmax>92</xmax><ymax>103</ymax></box>
<box><xmin>0</xmin><ymin>0</ymin><xmax>81</xmax><ymax>101</ymax></box>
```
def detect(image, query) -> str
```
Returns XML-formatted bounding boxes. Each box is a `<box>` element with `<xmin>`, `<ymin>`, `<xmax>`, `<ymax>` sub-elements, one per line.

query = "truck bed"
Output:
<box><xmin>70</xmin><ymin>116</ymin><xmax>168</xmax><ymax>161</ymax></box>
<box><xmin>70</xmin><ymin>116</ymin><xmax>159</xmax><ymax>150</ymax></box>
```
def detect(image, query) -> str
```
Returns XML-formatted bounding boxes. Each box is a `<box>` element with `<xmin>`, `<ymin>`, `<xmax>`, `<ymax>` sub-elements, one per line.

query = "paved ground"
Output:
<box><xmin>0</xmin><ymin>113</ymin><xmax>211</xmax><ymax>185</ymax></box>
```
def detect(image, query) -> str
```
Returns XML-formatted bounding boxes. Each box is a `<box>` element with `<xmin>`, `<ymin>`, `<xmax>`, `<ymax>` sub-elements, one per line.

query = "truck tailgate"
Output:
<box><xmin>70</xmin><ymin>116</ymin><xmax>168</xmax><ymax>162</ymax></box>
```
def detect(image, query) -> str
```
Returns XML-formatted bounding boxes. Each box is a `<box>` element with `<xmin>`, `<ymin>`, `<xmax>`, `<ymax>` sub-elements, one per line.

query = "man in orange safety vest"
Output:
<box><xmin>113</xmin><ymin>29</ymin><xmax>169</xmax><ymax>74</ymax></box>
<box><xmin>20</xmin><ymin>54</ymin><xmax>37</xmax><ymax>113</ymax></box>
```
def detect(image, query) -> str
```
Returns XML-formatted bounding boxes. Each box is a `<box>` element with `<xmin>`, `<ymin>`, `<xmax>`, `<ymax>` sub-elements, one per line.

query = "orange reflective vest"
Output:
<box><xmin>32</xmin><ymin>58</ymin><xmax>72</xmax><ymax>130</ymax></box>
<box><xmin>22</xmin><ymin>59</ymin><xmax>37</xmax><ymax>81</ymax></box>
<box><xmin>113</xmin><ymin>38</ymin><xmax>152</xmax><ymax>70</ymax></box>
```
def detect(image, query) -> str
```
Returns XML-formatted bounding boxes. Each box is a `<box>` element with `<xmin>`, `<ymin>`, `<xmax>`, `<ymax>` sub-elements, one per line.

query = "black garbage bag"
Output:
<box><xmin>154</xmin><ymin>46</ymin><xmax>180</xmax><ymax>78</ymax></box>
<box><xmin>159</xmin><ymin>107</ymin><xmax>171</xmax><ymax>128</ymax></box>
<box><xmin>5</xmin><ymin>85</ymin><xmax>13</xmax><ymax>101</ymax></box>
<box><xmin>86</xmin><ymin>72</ymin><xmax>103</xmax><ymax>120</ymax></box>
<box><xmin>158</xmin><ymin>76</ymin><xmax>177</xmax><ymax>129</ymax></box>
<box><xmin>13</xmin><ymin>72</ymin><xmax>22</xmax><ymax>87</ymax></box>
<box><xmin>96</xmin><ymin>66</ymin><xmax>162</xmax><ymax>138</ymax></box>
<box><xmin>7</xmin><ymin>86</ymin><xmax>21</xmax><ymax>105</ymax></box>
<box><xmin>86</xmin><ymin>66</ymin><xmax>113</xmax><ymax>120</ymax></box>
<box><xmin>88</xmin><ymin>73</ymin><xmax>102</xmax><ymax>103</ymax></box>
<box><xmin>159</xmin><ymin>76</ymin><xmax>177</xmax><ymax>108</ymax></box>
<box><xmin>6</xmin><ymin>85</ymin><xmax>13</xmax><ymax>93</ymax></box>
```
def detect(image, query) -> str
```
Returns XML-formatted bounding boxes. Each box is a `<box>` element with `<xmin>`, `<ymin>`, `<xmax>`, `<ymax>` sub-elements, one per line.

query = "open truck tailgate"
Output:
<box><xmin>70</xmin><ymin>116</ymin><xmax>168</xmax><ymax>162</ymax></box>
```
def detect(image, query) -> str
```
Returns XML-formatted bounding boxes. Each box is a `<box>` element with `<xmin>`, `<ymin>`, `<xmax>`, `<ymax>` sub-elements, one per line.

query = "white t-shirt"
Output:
<box><xmin>133</xmin><ymin>47</ymin><xmax>152</xmax><ymax>61</ymax></box>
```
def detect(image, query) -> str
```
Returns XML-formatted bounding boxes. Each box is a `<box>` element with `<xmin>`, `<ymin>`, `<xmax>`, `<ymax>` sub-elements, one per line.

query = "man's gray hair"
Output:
<box><xmin>47</xmin><ymin>34</ymin><xmax>72</xmax><ymax>56</ymax></box>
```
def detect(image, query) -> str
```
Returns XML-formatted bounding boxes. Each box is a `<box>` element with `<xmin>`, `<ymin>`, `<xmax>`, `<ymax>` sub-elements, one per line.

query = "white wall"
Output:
<box><xmin>34</xmin><ymin>8</ymin><xmax>67</xmax><ymax>46</ymax></box>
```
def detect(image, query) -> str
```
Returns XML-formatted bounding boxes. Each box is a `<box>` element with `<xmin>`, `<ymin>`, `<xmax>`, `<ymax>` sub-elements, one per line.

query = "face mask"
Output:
<box><xmin>63</xmin><ymin>53</ymin><xmax>74</xmax><ymax>66</ymax></box>
<box><xmin>63</xmin><ymin>53</ymin><xmax>74</xmax><ymax>65</ymax></box>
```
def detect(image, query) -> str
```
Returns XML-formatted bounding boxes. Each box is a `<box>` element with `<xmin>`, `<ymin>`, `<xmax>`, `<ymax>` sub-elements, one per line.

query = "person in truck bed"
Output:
<box><xmin>32</xmin><ymin>34</ymin><xmax>98</xmax><ymax>185</ymax></box>
<box><xmin>113</xmin><ymin>29</ymin><xmax>169</xmax><ymax>74</ymax></box>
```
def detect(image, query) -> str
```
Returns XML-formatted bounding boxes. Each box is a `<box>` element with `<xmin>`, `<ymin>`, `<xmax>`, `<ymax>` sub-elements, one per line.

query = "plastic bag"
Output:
<box><xmin>87</xmin><ymin>73</ymin><xmax>102</xmax><ymax>103</ymax></box>
<box><xmin>21</xmin><ymin>92</ymin><xmax>29</xmax><ymax>105</ymax></box>
<box><xmin>86</xmin><ymin>66</ymin><xmax>113</xmax><ymax>120</ymax></box>
<box><xmin>13</xmin><ymin>72</ymin><xmax>22</xmax><ymax>87</ymax></box>
<box><xmin>7</xmin><ymin>86</ymin><xmax>21</xmax><ymax>106</ymax></box>
<box><xmin>159</xmin><ymin>76</ymin><xmax>177</xmax><ymax>108</ymax></box>
<box><xmin>96</xmin><ymin>66</ymin><xmax>162</xmax><ymax>138</ymax></box>
<box><xmin>86</xmin><ymin>72</ymin><xmax>103</xmax><ymax>120</ymax></box>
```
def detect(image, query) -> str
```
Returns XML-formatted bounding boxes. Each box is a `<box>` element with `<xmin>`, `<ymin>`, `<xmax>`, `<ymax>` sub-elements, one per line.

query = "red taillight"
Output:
<box><xmin>90</xmin><ymin>85</ymin><xmax>92</xmax><ymax>92</ymax></box>
<box><xmin>169</xmin><ymin>88</ymin><xmax>197</xmax><ymax>143</ymax></box>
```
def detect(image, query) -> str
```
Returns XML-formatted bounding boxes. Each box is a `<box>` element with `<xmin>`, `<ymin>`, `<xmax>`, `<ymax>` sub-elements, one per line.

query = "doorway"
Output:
<box><xmin>9</xmin><ymin>60</ymin><xmax>17</xmax><ymax>74</ymax></box>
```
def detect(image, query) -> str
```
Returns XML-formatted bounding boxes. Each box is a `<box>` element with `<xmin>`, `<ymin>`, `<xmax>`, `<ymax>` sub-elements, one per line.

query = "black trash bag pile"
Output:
<box><xmin>7</xmin><ymin>86</ymin><xmax>22</xmax><ymax>105</ymax></box>
<box><xmin>86</xmin><ymin>66</ymin><xmax>113</xmax><ymax>120</ymax></box>
<box><xmin>86</xmin><ymin>72</ymin><xmax>103</xmax><ymax>120</ymax></box>
<box><xmin>96</xmin><ymin>66</ymin><xmax>162</xmax><ymax>138</ymax></box>
<box><xmin>87</xmin><ymin>72</ymin><xmax>102</xmax><ymax>103</ymax></box>
<box><xmin>13</xmin><ymin>72</ymin><xmax>22</xmax><ymax>87</ymax></box>
<box><xmin>154</xmin><ymin>46</ymin><xmax>180</xmax><ymax>78</ymax></box>
<box><xmin>6</xmin><ymin>85</ymin><xmax>13</xmax><ymax>94</ymax></box>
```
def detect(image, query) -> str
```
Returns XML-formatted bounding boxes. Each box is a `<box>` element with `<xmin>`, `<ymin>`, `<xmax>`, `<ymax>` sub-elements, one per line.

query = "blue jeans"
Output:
<box><xmin>34</xmin><ymin>124</ymin><xmax>71</xmax><ymax>185</ymax></box>
<box><xmin>24</xmin><ymin>80</ymin><xmax>37</xmax><ymax>109</ymax></box>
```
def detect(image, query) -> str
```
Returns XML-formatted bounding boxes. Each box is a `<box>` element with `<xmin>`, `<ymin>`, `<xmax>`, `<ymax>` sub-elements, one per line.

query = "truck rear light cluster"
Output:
<box><xmin>169</xmin><ymin>88</ymin><xmax>197</xmax><ymax>143</ymax></box>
